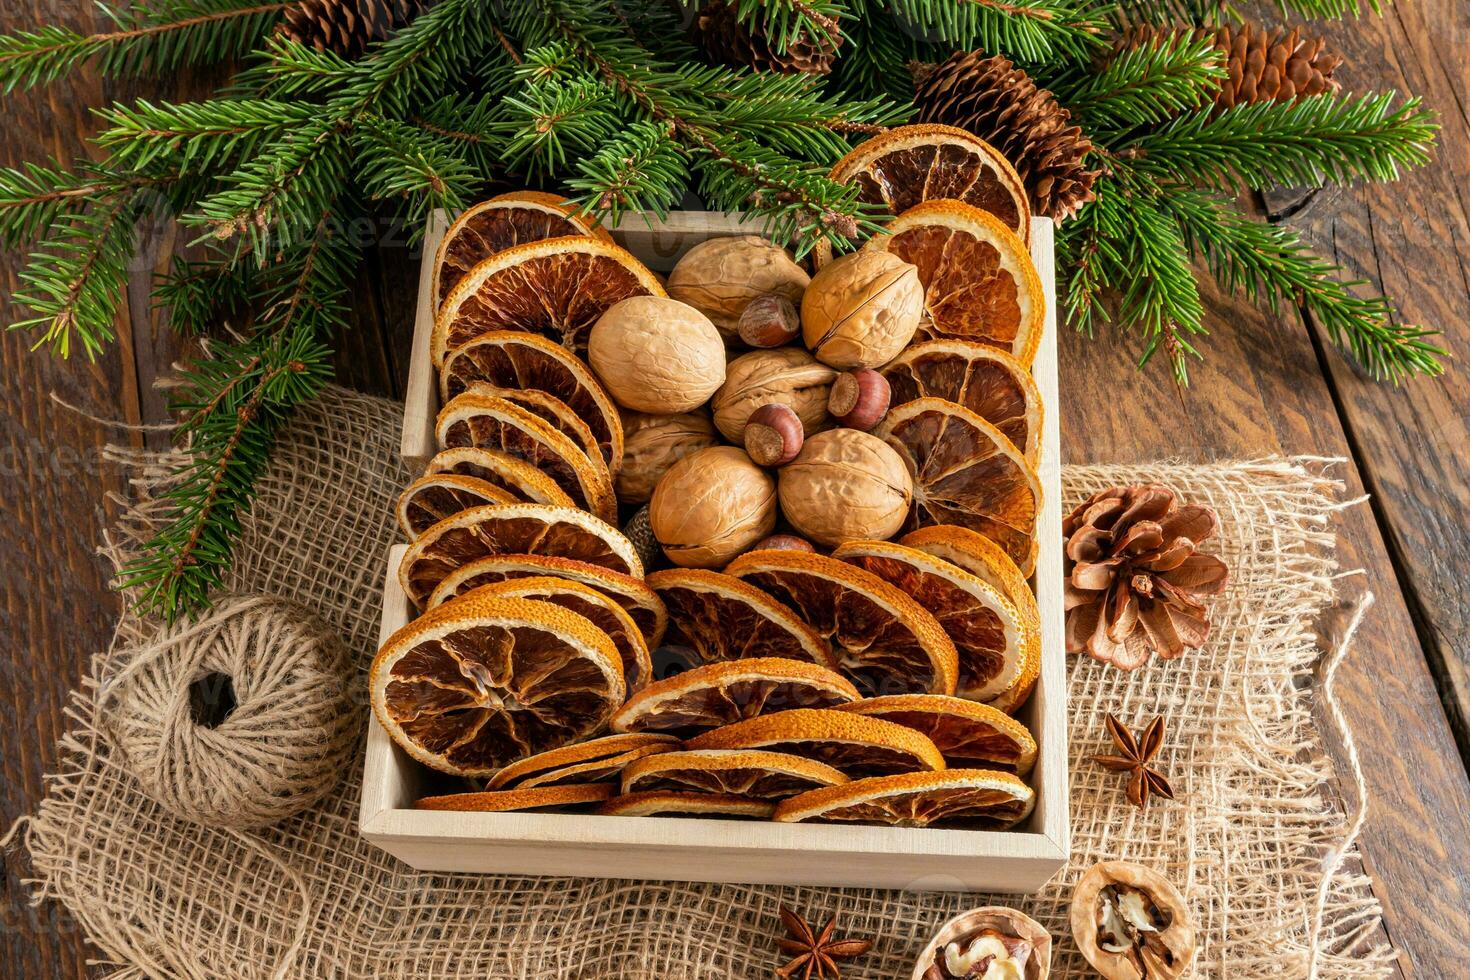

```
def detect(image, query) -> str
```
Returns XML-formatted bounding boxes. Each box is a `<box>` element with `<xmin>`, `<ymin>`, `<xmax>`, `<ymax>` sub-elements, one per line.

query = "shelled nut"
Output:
<box><xmin>1070</xmin><ymin>861</ymin><xmax>1196</xmax><ymax>980</ymax></box>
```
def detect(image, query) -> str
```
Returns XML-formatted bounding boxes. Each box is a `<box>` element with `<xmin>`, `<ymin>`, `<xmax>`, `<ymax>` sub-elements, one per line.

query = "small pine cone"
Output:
<box><xmin>1113</xmin><ymin>22</ymin><xmax>1342</xmax><ymax>111</ymax></box>
<box><xmin>622</xmin><ymin>505</ymin><xmax>661</xmax><ymax>572</ymax></box>
<box><xmin>911</xmin><ymin>52</ymin><xmax>1101</xmax><ymax>222</ymax></box>
<box><xmin>277</xmin><ymin>0</ymin><xmax>436</xmax><ymax>59</ymax></box>
<box><xmin>1063</xmin><ymin>484</ymin><xmax>1229</xmax><ymax>670</ymax></box>
<box><xmin>693</xmin><ymin>0</ymin><xmax>841</xmax><ymax>75</ymax></box>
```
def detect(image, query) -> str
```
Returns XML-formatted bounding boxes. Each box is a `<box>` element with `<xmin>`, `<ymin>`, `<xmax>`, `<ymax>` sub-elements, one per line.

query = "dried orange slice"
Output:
<box><xmin>828</xmin><ymin>125</ymin><xmax>1029</xmax><ymax>244</ymax></box>
<box><xmin>440</xmin><ymin>331</ymin><xmax>623</xmax><ymax>469</ymax></box>
<box><xmin>436</xmin><ymin>391</ymin><xmax>616</xmax><ymax>521</ymax></box>
<box><xmin>876</xmin><ymin>397</ymin><xmax>1041</xmax><ymax>577</ymax></box>
<box><xmin>433</xmin><ymin>191</ymin><xmax>611</xmax><ymax>309</ymax></box>
<box><xmin>424</xmin><ymin>446</ymin><xmax>575</xmax><ymax>508</ymax></box>
<box><xmin>433</xmin><ymin>235</ymin><xmax>664</xmax><ymax>364</ymax></box>
<box><xmin>398</xmin><ymin>504</ymin><xmax>642</xmax><ymax>609</ymax></box>
<box><xmin>598</xmin><ymin>791</ymin><xmax>775</xmax><ymax>819</ymax></box>
<box><xmin>834</xmin><ymin>695</ymin><xmax>1036</xmax><ymax>775</ymax></box>
<box><xmin>396</xmin><ymin>473</ymin><xmax>517</xmax><ymax>540</ymax></box>
<box><xmin>684</xmin><ymin>708</ymin><xmax>945</xmax><ymax>778</ymax></box>
<box><xmin>865</xmin><ymin>200</ymin><xmax>1044</xmax><ymax>366</ymax></box>
<box><xmin>415</xmin><ymin>784</ymin><xmax>613</xmax><ymax>812</ymax></box>
<box><xmin>371</xmin><ymin>594</ymin><xmax>624</xmax><ymax>776</ymax></box>
<box><xmin>610</xmin><ymin>658</ymin><xmax>859</xmax><ymax>736</ymax></box>
<box><xmin>900</xmin><ymin>524</ymin><xmax>1040</xmax><ymax>713</ymax></box>
<box><xmin>881</xmin><ymin>340</ymin><xmax>1043</xmax><ymax>464</ymax></box>
<box><xmin>645</xmin><ymin>568</ymin><xmax>835</xmax><ymax>671</ymax></box>
<box><xmin>487</xmin><ymin>732</ymin><xmax>677</xmax><ymax>790</ymax></box>
<box><xmin>725</xmin><ymin>550</ymin><xmax>957</xmax><ymax>696</ymax></box>
<box><xmin>621</xmin><ymin>748</ymin><xmax>849</xmax><ymax>800</ymax></box>
<box><xmin>772</xmin><ymin>769</ymin><xmax>1034</xmax><ymax>829</ymax></box>
<box><xmin>465</xmin><ymin>577</ymin><xmax>653</xmax><ymax>693</ymax></box>
<box><xmin>463</xmin><ymin>383</ymin><xmax>604</xmax><ymax>473</ymax></box>
<box><xmin>426</xmin><ymin>553</ymin><xmax>667</xmax><ymax>649</ymax></box>
<box><xmin>831</xmin><ymin>540</ymin><xmax>1034</xmax><ymax>704</ymax></box>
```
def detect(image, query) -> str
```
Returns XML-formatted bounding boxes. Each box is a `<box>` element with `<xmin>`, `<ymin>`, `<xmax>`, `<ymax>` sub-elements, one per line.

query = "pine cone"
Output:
<box><xmin>277</xmin><ymin>0</ymin><xmax>436</xmax><ymax>59</ymax></box>
<box><xmin>911</xmin><ymin>52</ymin><xmax>1101</xmax><ymax>222</ymax></box>
<box><xmin>693</xmin><ymin>0</ymin><xmax>841</xmax><ymax>76</ymax></box>
<box><xmin>1115</xmin><ymin>22</ymin><xmax>1342</xmax><ymax>111</ymax></box>
<box><xmin>622</xmin><ymin>505</ymin><xmax>661</xmax><ymax>571</ymax></box>
<box><xmin>1063</xmin><ymin>484</ymin><xmax>1228</xmax><ymax>670</ymax></box>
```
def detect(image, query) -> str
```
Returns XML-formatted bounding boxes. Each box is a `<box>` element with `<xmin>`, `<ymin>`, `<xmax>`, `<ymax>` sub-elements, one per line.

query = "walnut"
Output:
<box><xmin>801</xmin><ymin>250</ymin><xmax>923</xmax><ymax>368</ymax></box>
<box><xmin>711</xmin><ymin>347</ymin><xmax>836</xmax><ymax>443</ymax></box>
<box><xmin>666</xmin><ymin>235</ymin><xmax>811</xmax><ymax>341</ymax></box>
<box><xmin>1070</xmin><ymin>862</ymin><xmax>1196</xmax><ymax>980</ymax></box>
<box><xmin>912</xmin><ymin>907</ymin><xmax>1052</xmax><ymax>980</ymax></box>
<box><xmin>650</xmin><ymin>446</ymin><xmax>777</xmax><ymax>568</ymax></box>
<box><xmin>588</xmin><ymin>296</ymin><xmax>726</xmax><ymax>413</ymax></box>
<box><xmin>778</xmin><ymin>428</ymin><xmax>912</xmax><ymax>547</ymax></box>
<box><xmin>616</xmin><ymin>410</ymin><xmax>720</xmax><ymax>504</ymax></box>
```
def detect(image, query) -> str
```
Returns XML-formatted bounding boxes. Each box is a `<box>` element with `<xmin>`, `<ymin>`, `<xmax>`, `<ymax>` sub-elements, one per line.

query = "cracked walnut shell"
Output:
<box><xmin>650</xmin><ymin>446</ymin><xmax>777</xmax><ymax>568</ymax></box>
<box><xmin>912</xmin><ymin>906</ymin><xmax>1052</xmax><ymax>980</ymax></box>
<box><xmin>1070</xmin><ymin>861</ymin><xmax>1196</xmax><ymax>980</ymax></box>
<box><xmin>779</xmin><ymin>428</ymin><xmax>913</xmax><ymax>547</ymax></box>
<box><xmin>666</xmin><ymin>236</ymin><xmax>811</xmax><ymax>341</ymax></box>
<box><xmin>588</xmin><ymin>296</ymin><xmax>726</xmax><ymax>413</ymax></box>
<box><xmin>616</xmin><ymin>410</ymin><xmax>721</xmax><ymax>504</ymax></box>
<box><xmin>802</xmin><ymin>250</ymin><xmax>923</xmax><ymax>369</ymax></box>
<box><xmin>712</xmin><ymin>347</ymin><xmax>837</xmax><ymax>442</ymax></box>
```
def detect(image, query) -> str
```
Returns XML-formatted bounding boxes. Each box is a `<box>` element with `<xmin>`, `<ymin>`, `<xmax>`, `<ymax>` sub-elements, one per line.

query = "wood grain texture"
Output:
<box><xmin>1271</xmin><ymin>0</ymin><xmax>1470</xmax><ymax>765</ymax></box>
<box><xmin>1058</xmin><ymin>268</ymin><xmax>1470</xmax><ymax>978</ymax></box>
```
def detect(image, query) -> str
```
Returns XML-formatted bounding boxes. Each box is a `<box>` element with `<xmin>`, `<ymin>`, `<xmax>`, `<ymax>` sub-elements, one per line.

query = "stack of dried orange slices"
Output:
<box><xmin>376</xmin><ymin>128</ymin><xmax>1050</xmax><ymax>830</ymax></box>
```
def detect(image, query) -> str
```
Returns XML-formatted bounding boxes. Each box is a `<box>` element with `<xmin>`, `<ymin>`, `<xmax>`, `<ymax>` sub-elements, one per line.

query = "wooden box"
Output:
<box><xmin>364</xmin><ymin>211</ymin><xmax>1069</xmax><ymax>892</ymax></box>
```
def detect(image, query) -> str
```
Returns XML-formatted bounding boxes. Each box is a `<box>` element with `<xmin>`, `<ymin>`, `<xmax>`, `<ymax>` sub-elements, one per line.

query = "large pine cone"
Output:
<box><xmin>694</xmin><ymin>0</ymin><xmax>841</xmax><ymax>75</ymax></box>
<box><xmin>1064</xmin><ymin>484</ymin><xmax>1228</xmax><ymax>670</ymax></box>
<box><xmin>911</xmin><ymin>51</ymin><xmax>1101</xmax><ymax>222</ymax></box>
<box><xmin>1116</xmin><ymin>22</ymin><xmax>1341</xmax><ymax>111</ymax></box>
<box><xmin>278</xmin><ymin>0</ymin><xmax>436</xmax><ymax>58</ymax></box>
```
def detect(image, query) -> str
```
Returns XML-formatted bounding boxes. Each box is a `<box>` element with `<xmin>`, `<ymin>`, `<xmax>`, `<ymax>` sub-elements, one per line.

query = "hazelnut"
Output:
<box><xmin>650</xmin><ymin>446</ymin><xmax>777</xmax><ymax>568</ymax></box>
<box><xmin>912</xmin><ymin>907</ymin><xmax>1052</xmax><ymax>980</ymax></box>
<box><xmin>666</xmin><ymin>236</ymin><xmax>811</xmax><ymax>341</ymax></box>
<box><xmin>752</xmin><ymin>534</ymin><xmax>815</xmax><ymax>553</ymax></box>
<box><xmin>711</xmin><ymin>347</ymin><xmax>836</xmax><ymax>443</ymax></box>
<box><xmin>1070</xmin><ymin>862</ymin><xmax>1196</xmax><ymax>980</ymax></box>
<box><xmin>827</xmin><ymin>369</ymin><xmax>891</xmax><ymax>431</ymax></box>
<box><xmin>802</xmin><ymin>250</ymin><xmax>923</xmax><ymax>368</ymax></box>
<box><xmin>616</xmin><ymin>410</ymin><xmax>720</xmax><ymax>504</ymax></box>
<box><xmin>588</xmin><ymin>296</ymin><xmax>725</xmax><ymax>414</ymax></box>
<box><xmin>744</xmin><ymin>403</ymin><xmax>804</xmax><ymax>467</ymax></box>
<box><xmin>737</xmin><ymin>293</ymin><xmax>801</xmax><ymax>347</ymax></box>
<box><xmin>778</xmin><ymin>428</ymin><xmax>913</xmax><ymax>547</ymax></box>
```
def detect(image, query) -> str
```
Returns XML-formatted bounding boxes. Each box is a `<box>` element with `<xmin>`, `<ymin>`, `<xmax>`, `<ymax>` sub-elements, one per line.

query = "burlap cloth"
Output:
<box><xmin>5</xmin><ymin>386</ymin><xmax>1395</xmax><ymax>979</ymax></box>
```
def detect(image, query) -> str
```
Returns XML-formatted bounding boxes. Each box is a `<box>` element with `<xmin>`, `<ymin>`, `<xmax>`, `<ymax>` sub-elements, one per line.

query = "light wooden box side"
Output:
<box><xmin>370</xmin><ymin>214</ymin><xmax>1068</xmax><ymax>892</ymax></box>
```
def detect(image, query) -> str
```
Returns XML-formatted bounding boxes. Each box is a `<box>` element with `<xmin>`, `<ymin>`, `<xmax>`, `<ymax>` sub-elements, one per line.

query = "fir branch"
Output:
<box><xmin>0</xmin><ymin>161</ymin><xmax>152</xmax><ymax>245</ymax></box>
<box><xmin>495</xmin><ymin>74</ymin><xmax>621</xmax><ymax>175</ymax></box>
<box><xmin>721</xmin><ymin>0</ymin><xmax>845</xmax><ymax>56</ymax></box>
<box><xmin>353</xmin><ymin>116</ymin><xmax>480</xmax><ymax>233</ymax></box>
<box><xmin>567</xmin><ymin>121</ymin><xmax>689</xmax><ymax>221</ymax></box>
<box><xmin>1158</xmin><ymin>186</ymin><xmax>1444</xmax><ymax>381</ymax></box>
<box><xmin>7</xmin><ymin>194</ymin><xmax>138</xmax><ymax>359</ymax></box>
<box><xmin>234</xmin><ymin>36</ymin><xmax>353</xmax><ymax>99</ymax></box>
<box><xmin>883</xmin><ymin>0</ymin><xmax>1106</xmax><ymax>62</ymax></box>
<box><xmin>1125</xmin><ymin>92</ymin><xmax>1438</xmax><ymax>191</ymax></box>
<box><xmin>154</xmin><ymin>251</ymin><xmax>256</xmax><ymax>335</ymax></box>
<box><xmin>93</xmin><ymin>98</ymin><xmax>321</xmax><ymax>172</ymax></box>
<box><xmin>0</xmin><ymin>0</ymin><xmax>294</xmax><ymax>92</ymax></box>
<box><xmin>1051</xmin><ymin>31</ymin><xmax>1224</xmax><ymax>130</ymax></box>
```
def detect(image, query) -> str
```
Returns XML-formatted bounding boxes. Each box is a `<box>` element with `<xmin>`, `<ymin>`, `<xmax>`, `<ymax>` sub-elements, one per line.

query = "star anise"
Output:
<box><xmin>775</xmin><ymin>905</ymin><xmax>873</xmax><ymax>979</ymax></box>
<box><xmin>1094</xmin><ymin>714</ymin><xmax>1175</xmax><ymax>810</ymax></box>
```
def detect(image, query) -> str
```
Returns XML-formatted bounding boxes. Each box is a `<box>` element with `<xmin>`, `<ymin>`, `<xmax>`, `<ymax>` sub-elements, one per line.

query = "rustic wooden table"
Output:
<box><xmin>3</xmin><ymin>2</ymin><xmax>1469</xmax><ymax>976</ymax></box>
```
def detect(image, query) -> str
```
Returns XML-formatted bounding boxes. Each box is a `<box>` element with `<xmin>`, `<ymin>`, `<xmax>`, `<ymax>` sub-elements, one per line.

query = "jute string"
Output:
<box><xmin>3</xmin><ymin>387</ymin><xmax>1395</xmax><ymax>979</ymax></box>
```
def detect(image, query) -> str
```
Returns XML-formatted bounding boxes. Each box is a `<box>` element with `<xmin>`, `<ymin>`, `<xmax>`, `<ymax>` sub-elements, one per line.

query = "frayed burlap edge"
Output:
<box><xmin>4</xmin><ymin>388</ymin><xmax>1396</xmax><ymax>979</ymax></box>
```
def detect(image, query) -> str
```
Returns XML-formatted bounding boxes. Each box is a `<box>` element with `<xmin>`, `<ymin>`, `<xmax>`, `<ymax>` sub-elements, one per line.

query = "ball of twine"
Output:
<box><xmin>103</xmin><ymin>593</ymin><xmax>359</xmax><ymax>831</ymax></box>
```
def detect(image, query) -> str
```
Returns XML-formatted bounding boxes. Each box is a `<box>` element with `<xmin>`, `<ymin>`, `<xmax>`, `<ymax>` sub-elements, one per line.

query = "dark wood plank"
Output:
<box><xmin>0</xmin><ymin>5</ymin><xmax>129</xmax><ymax>978</ymax></box>
<box><xmin>1270</xmin><ymin>0</ymin><xmax>1470</xmax><ymax>764</ymax></box>
<box><xmin>1059</xmin><ymin>265</ymin><xmax>1470</xmax><ymax>977</ymax></box>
